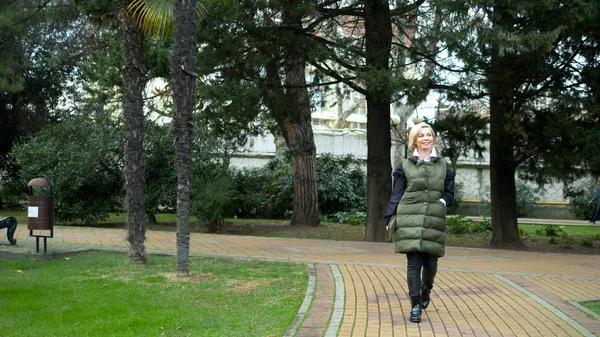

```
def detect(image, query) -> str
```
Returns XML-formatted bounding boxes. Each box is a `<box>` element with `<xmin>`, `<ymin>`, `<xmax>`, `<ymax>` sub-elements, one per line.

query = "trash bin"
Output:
<box><xmin>27</xmin><ymin>176</ymin><xmax>54</xmax><ymax>253</ymax></box>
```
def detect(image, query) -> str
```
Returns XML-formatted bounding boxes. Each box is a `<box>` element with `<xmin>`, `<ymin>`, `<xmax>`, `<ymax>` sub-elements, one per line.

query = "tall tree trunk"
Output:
<box><xmin>272</xmin><ymin>130</ymin><xmax>287</xmax><ymax>159</ymax></box>
<box><xmin>122</xmin><ymin>0</ymin><xmax>147</xmax><ymax>264</ymax></box>
<box><xmin>489</xmin><ymin>129</ymin><xmax>523</xmax><ymax>248</ymax></box>
<box><xmin>172</xmin><ymin>0</ymin><xmax>197</xmax><ymax>276</ymax></box>
<box><xmin>488</xmin><ymin>5</ymin><xmax>525</xmax><ymax>249</ymax></box>
<box><xmin>363</xmin><ymin>0</ymin><xmax>392</xmax><ymax>242</ymax></box>
<box><xmin>282</xmin><ymin>1</ymin><xmax>319</xmax><ymax>227</ymax></box>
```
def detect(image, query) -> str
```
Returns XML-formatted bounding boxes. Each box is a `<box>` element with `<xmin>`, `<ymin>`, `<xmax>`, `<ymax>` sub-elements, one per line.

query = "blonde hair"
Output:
<box><xmin>408</xmin><ymin>122</ymin><xmax>436</xmax><ymax>151</ymax></box>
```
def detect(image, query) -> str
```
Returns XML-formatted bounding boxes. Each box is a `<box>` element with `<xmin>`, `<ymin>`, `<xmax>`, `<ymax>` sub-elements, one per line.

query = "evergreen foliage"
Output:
<box><xmin>0</xmin><ymin>0</ymin><xmax>82</xmax><ymax>176</ymax></box>
<box><xmin>426</xmin><ymin>105</ymin><xmax>489</xmax><ymax>172</ymax></box>
<box><xmin>12</xmin><ymin>115</ymin><xmax>124</xmax><ymax>224</ymax></box>
<box><xmin>228</xmin><ymin>153</ymin><xmax>366</xmax><ymax>220</ymax></box>
<box><xmin>565</xmin><ymin>179</ymin><xmax>598</xmax><ymax>220</ymax></box>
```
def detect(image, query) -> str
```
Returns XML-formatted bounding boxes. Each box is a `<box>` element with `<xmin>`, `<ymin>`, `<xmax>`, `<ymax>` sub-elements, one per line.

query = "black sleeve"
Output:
<box><xmin>385</xmin><ymin>163</ymin><xmax>407</xmax><ymax>224</ymax></box>
<box><xmin>441</xmin><ymin>163</ymin><xmax>455</xmax><ymax>208</ymax></box>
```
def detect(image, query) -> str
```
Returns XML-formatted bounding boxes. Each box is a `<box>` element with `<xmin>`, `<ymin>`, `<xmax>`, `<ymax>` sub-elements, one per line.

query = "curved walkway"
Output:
<box><xmin>2</xmin><ymin>225</ymin><xmax>600</xmax><ymax>337</ymax></box>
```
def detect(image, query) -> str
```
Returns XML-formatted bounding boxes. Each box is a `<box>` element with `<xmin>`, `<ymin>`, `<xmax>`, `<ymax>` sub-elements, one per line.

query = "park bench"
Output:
<box><xmin>0</xmin><ymin>216</ymin><xmax>17</xmax><ymax>245</ymax></box>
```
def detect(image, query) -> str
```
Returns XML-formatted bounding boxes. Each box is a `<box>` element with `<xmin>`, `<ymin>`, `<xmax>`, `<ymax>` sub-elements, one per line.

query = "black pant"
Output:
<box><xmin>406</xmin><ymin>252</ymin><xmax>438</xmax><ymax>297</ymax></box>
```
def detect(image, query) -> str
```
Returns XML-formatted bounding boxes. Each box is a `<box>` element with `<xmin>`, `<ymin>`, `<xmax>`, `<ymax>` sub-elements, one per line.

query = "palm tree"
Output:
<box><xmin>127</xmin><ymin>0</ymin><xmax>204</xmax><ymax>276</ymax></box>
<box><xmin>122</xmin><ymin>0</ymin><xmax>148</xmax><ymax>264</ymax></box>
<box><xmin>170</xmin><ymin>0</ymin><xmax>197</xmax><ymax>276</ymax></box>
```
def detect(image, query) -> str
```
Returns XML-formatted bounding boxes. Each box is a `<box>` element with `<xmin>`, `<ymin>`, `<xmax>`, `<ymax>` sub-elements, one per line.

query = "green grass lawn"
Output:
<box><xmin>582</xmin><ymin>301</ymin><xmax>600</xmax><ymax>315</ymax></box>
<box><xmin>0</xmin><ymin>252</ymin><xmax>307</xmax><ymax>337</ymax></box>
<box><xmin>519</xmin><ymin>224</ymin><xmax>600</xmax><ymax>237</ymax></box>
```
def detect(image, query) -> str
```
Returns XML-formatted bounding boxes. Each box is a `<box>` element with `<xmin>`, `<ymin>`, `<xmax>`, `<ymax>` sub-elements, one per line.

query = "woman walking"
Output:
<box><xmin>385</xmin><ymin>122</ymin><xmax>455</xmax><ymax>323</ymax></box>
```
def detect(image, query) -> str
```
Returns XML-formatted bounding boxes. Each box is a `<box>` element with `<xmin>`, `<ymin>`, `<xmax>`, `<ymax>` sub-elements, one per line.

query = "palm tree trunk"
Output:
<box><xmin>172</xmin><ymin>0</ymin><xmax>197</xmax><ymax>276</ymax></box>
<box><xmin>123</xmin><ymin>0</ymin><xmax>147</xmax><ymax>264</ymax></box>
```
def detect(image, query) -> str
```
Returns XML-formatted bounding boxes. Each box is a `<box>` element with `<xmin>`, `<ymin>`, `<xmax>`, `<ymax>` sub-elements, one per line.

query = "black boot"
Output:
<box><xmin>409</xmin><ymin>296</ymin><xmax>422</xmax><ymax>323</ymax></box>
<box><xmin>421</xmin><ymin>284</ymin><xmax>432</xmax><ymax>309</ymax></box>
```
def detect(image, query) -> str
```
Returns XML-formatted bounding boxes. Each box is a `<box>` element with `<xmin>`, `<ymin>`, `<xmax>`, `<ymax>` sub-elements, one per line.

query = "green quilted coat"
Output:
<box><xmin>394</xmin><ymin>157</ymin><xmax>447</xmax><ymax>257</ymax></box>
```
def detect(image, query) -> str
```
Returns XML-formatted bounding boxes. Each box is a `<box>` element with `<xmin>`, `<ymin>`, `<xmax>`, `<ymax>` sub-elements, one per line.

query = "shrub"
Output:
<box><xmin>581</xmin><ymin>239</ymin><xmax>594</xmax><ymax>247</ymax></box>
<box><xmin>515</xmin><ymin>183</ymin><xmax>538</xmax><ymax>217</ymax></box>
<box><xmin>477</xmin><ymin>217</ymin><xmax>492</xmax><ymax>232</ymax></box>
<box><xmin>446</xmin><ymin>215</ymin><xmax>474</xmax><ymax>234</ymax></box>
<box><xmin>12</xmin><ymin>116</ymin><xmax>124</xmax><ymax>224</ymax></box>
<box><xmin>447</xmin><ymin>181</ymin><xmax>463</xmax><ymax>215</ymax></box>
<box><xmin>535</xmin><ymin>225</ymin><xmax>566</xmax><ymax>237</ymax></box>
<box><xmin>316</xmin><ymin>154</ymin><xmax>366</xmax><ymax>215</ymax></box>
<box><xmin>228</xmin><ymin>153</ymin><xmax>367</xmax><ymax>219</ymax></box>
<box><xmin>560</xmin><ymin>236</ymin><xmax>575</xmax><ymax>245</ymax></box>
<box><xmin>0</xmin><ymin>182</ymin><xmax>26</xmax><ymax>209</ymax></box>
<box><xmin>191</xmin><ymin>176</ymin><xmax>235</xmax><ymax>233</ymax></box>
<box><xmin>446</xmin><ymin>214</ymin><xmax>492</xmax><ymax>234</ymax></box>
<box><xmin>325</xmin><ymin>211</ymin><xmax>366</xmax><ymax>226</ymax></box>
<box><xmin>145</xmin><ymin>123</ymin><xmax>176</xmax><ymax>221</ymax></box>
<box><xmin>228</xmin><ymin>167</ymin><xmax>276</xmax><ymax>218</ymax></box>
<box><xmin>564</xmin><ymin>179</ymin><xmax>597</xmax><ymax>220</ymax></box>
<box><xmin>228</xmin><ymin>156</ymin><xmax>294</xmax><ymax>219</ymax></box>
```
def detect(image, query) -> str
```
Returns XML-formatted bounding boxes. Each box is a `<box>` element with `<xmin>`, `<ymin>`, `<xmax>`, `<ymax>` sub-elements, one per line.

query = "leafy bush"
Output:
<box><xmin>534</xmin><ymin>225</ymin><xmax>566</xmax><ymax>237</ymax></box>
<box><xmin>191</xmin><ymin>176</ymin><xmax>235</xmax><ymax>233</ymax></box>
<box><xmin>564</xmin><ymin>179</ymin><xmax>597</xmax><ymax>220</ymax></box>
<box><xmin>324</xmin><ymin>211</ymin><xmax>366</xmax><ymax>226</ymax></box>
<box><xmin>515</xmin><ymin>183</ymin><xmax>538</xmax><ymax>217</ymax></box>
<box><xmin>560</xmin><ymin>236</ymin><xmax>575</xmax><ymax>245</ymax></box>
<box><xmin>447</xmin><ymin>181</ymin><xmax>463</xmax><ymax>215</ymax></box>
<box><xmin>228</xmin><ymin>156</ymin><xmax>294</xmax><ymax>219</ymax></box>
<box><xmin>144</xmin><ymin>123</ymin><xmax>176</xmax><ymax>222</ymax></box>
<box><xmin>228</xmin><ymin>167</ymin><xmax>273</xmax><ymax>218</ymax></box>
<box><xmin>12</xmin><ymin>116</ymin><xmax>124</xmax><ymax>224</ymax></box>
<box><xmin>0</xmin><ymin>182</ymin><xmax>26</xmax><ymax>209</ymax></box>
<box><xmin>315</xmin><ymin>154</ymin><xmax>366</xmax><ymax>215</ymax></box>
<box><xmin>581</xmin><ymin>239</ymin><xmax>593</xmax><ymax>247</ymax></box>
<box><xmin>228</xmin><ymin>153</ymin><xmax>367</xmax><ymax>219</ymax></box>
<box><xmin>446</xmin><ymin>215</ymin><xmax>474</xmax><ymax>234</ymax></box>
<box><xmin>479</xmin><ymin>217</ymin><xmax>492</xmax><ymax>232</ymax></box>
<box><xmin>446</xmin><ymin>214</ymin><xmax>491</xmax><ymax>234</ymax></box>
